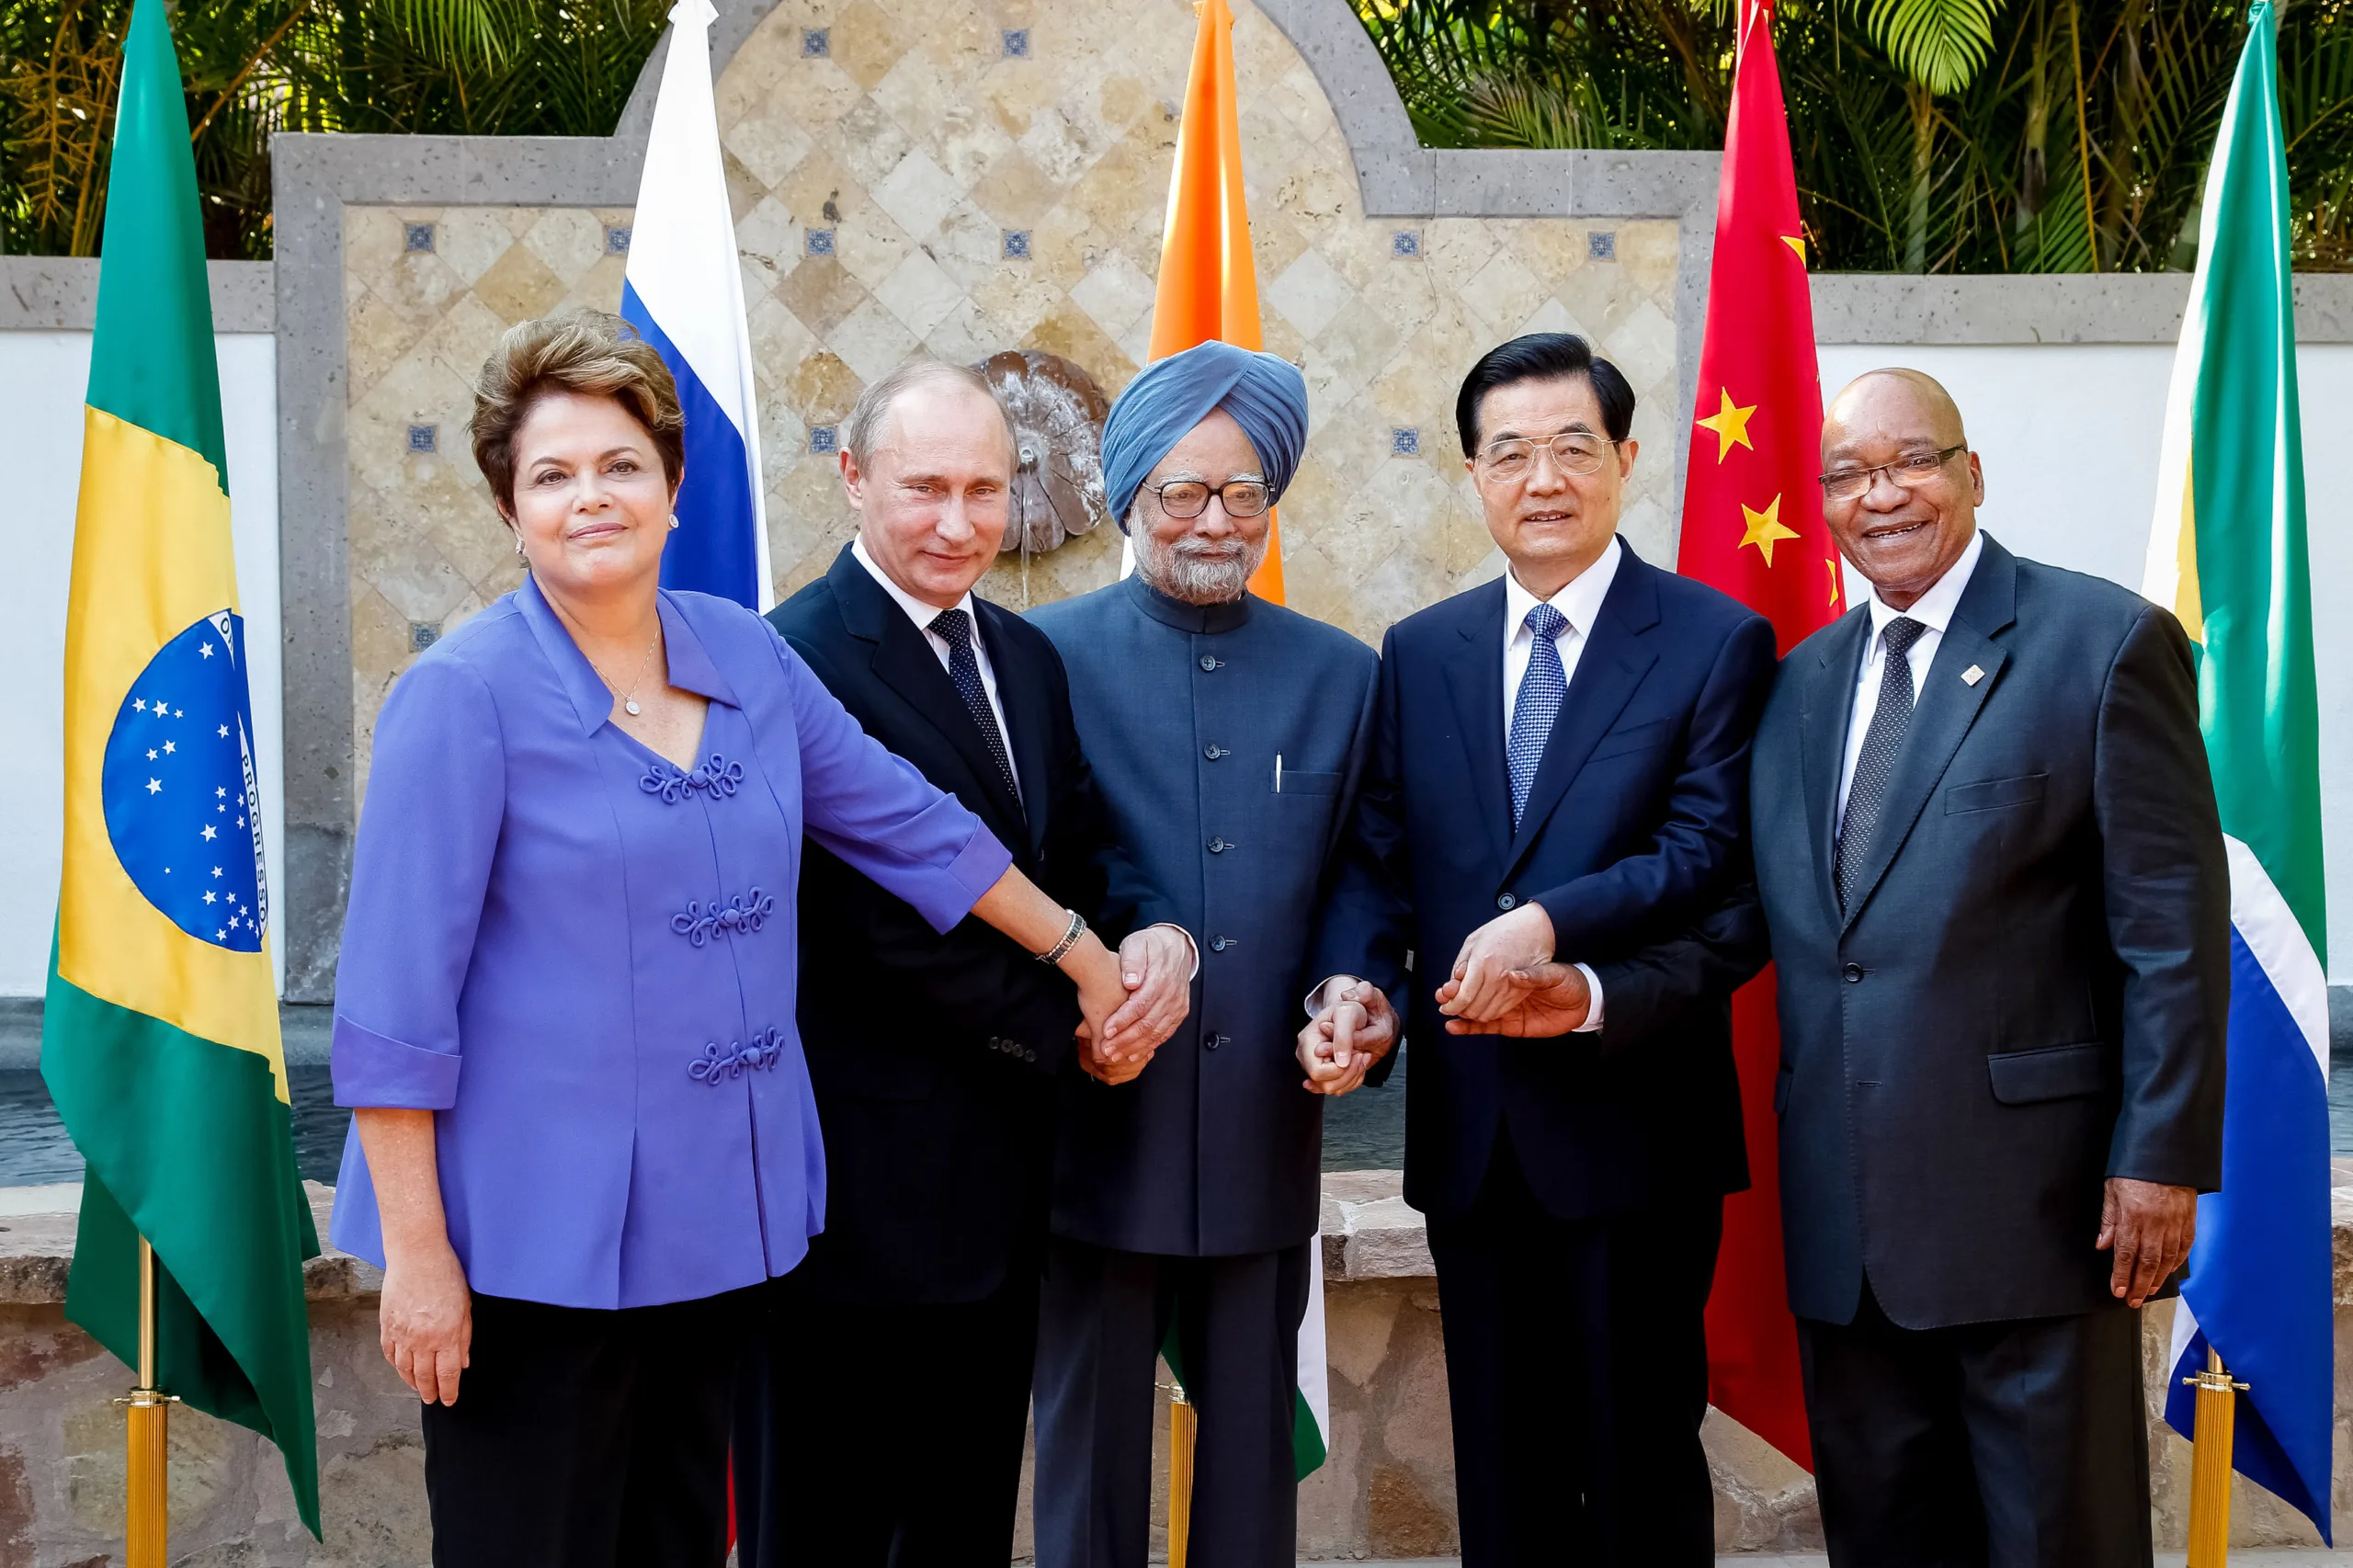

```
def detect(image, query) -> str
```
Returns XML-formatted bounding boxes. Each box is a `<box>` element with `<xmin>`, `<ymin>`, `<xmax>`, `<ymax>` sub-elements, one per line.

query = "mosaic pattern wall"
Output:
<box><xmin>341</xmin><ymin>0</ymin><xmax>1682</xmax><ymax>782</ymax></box>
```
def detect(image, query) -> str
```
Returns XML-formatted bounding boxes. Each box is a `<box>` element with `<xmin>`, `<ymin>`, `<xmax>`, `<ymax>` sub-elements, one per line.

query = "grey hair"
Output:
<box><xmin>841</xmin><ymin>359</ymin><xmax>1017</xmax><ymax>468</ymax></box>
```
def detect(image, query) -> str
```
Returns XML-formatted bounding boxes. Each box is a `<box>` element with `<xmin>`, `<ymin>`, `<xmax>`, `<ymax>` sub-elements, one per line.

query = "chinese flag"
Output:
<box><xmin>1677</xmin><ymin>0</ymin><xmax>1839</xmax><ymax>1473</ymax></box>
<box><xmin>1145</xmin><ymin>0</ymin><xmax>1285</xmax><ymax>605</ymax></box>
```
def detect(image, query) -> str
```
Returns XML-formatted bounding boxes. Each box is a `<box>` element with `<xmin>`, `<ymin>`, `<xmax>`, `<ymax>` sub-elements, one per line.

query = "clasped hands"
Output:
<box><xmin>1068</xmin><ymin>925</ymin><xmax>1193</xmax><ymax>1085</ymax></box>
<box><xmin>1297</xmin><ymin>903</ymin><xmax>1589</xmax><ymax>1095</ymax></box>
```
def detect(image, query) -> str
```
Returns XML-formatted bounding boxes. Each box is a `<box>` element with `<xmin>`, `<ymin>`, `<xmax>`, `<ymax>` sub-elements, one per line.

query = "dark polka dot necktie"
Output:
<box><xmin>927</xmin><ymin>608</ymin><xmax>1020</xmax><ymax>804</ymax></box>
<box><xmin>1836</xmin><ymin>615</ymin><xmax>1927</xmax><ymax>911</ymax></box>
<box><xmin>1506</xmin><ymin>602</ymin><xmax>1569</xmax><ymax>829</ymax></box>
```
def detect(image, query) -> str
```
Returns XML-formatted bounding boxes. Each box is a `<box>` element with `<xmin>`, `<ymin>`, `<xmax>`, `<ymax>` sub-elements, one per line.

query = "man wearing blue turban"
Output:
<box><xmin>1027</xmin><ymin>340</ymin><xmax>1378</xmax><ymax>1568</ymax></box>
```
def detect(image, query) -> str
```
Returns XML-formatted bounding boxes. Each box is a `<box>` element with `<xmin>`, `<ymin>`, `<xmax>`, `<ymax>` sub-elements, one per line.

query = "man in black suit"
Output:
<box><xmin>1302</xmin><ymin>333</ymin><xmax>1778</xmax><ymax>1565</ymax></box>
<box><xmin>1476</xmin><ymin>368</ymin><xmax>2231</xmax><ymax>1567</ymax></box>
<box><xmin>735</xmin><ymin>360</ymin><xmax>1194</xmax><ymax>1566</ymax></box>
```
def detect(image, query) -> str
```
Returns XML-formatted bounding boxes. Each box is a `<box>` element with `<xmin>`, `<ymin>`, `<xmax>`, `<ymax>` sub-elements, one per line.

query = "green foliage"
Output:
<box><xmin>1355</xmin><ymin>0</ymin><xmax>2353</xmax><ymax>271</ymax></box>
<box><xmin>1</xmin><ymin>0</ymin><xmax>669</xmax><ymax>257</ymax></box>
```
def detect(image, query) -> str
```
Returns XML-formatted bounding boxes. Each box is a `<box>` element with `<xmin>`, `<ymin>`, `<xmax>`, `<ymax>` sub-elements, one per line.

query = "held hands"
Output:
<box><xmin>1063</xmin><ymin>932</ymin><xmax>1155</xmax><ymax>1085</ymax></box>
<box><xmin>1296</xmin><ymin>980</ymin><xmax>1397</xmax><ymax>1096</ymax></box>
<box><xmin>1437</xmin><ymin>961</ymin><xmax>1591</xmax><ymax>1037</ymax></box>
<box><xmin>2097</xmin><ymin>1176</ymin><xmax>2198</xmax><ymax>1309</ymax></box>
<box><xmin>1438</xmin><ymin>903</ymin><xmax>1560</xmax><ymax>1025</ymax></box>
<box><xmin>1104</xmin><ymin>926</ymin><xmax>1192</xmax><ymax>1057</ymax></box>
<box><xmin>378</xmin><ymin>1239</ymin><xmax>472</xmax><ymax>1405</ymax></box>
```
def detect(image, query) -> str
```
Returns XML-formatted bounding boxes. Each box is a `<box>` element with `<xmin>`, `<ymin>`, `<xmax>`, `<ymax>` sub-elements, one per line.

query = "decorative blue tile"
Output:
<box><xmin>1391</xmin><ymin>426</ymin><xmax>1421</xmax><ymax>457</ymax></box>
<box><xmin>1392</xmin><ymin>229</ymin><xmax>1421</xmax><ymax>258</ymax></box>
<box><xmin>810</xmin><ymin>426</ymin><xmax>839</xmax><ymax>454</ymax></box>
<box><xmin>403</xmin><ymin>222</ymin><xmax>435</xmax><ymax>254</ymax></box>
<box><xmin>410</xmin><ymin>622</ymin><xmax>441</xmax><ymax>653</ymax></box>
<box><xmin>1003</xmin><ymin>229</ymin><xmax>1030</xmax><ymax>260</ymax></box>
<box><xmin>806</xmin><ymin>228</ymin><xmax>835</xmax><ymax>256</ymax></box>
<box><xmin>406</xmin><ymin>424</ymin><xmax>438</xmax><ymax>454</ymax></box>
<box><xmin>1002</xmin><ymin>28</ymin><xmax>1029</xmax><ymax>56</ymax></box>
<box><xmin>801</xmin><ymin>27</ymin><xmax>829</xmax><ymax>55</ymax></box>
<box><xmin>1588</xmin><ymin>230</ymin><xmax>1617</xmax><ymax>261</ymax></box>
<box><xmin>605</xmin><ymin>224</ymin><xmax>632</xmax><ymax>255</ymax></box>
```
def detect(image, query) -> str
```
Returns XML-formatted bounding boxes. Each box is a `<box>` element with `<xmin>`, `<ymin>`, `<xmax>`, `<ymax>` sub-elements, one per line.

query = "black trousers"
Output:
<box><xmin>1797</xmin><ymin>1280</ymin><xmax>2152</xmax><ymax>1568</ymax></box>
<box><xmin>733</xmin><ymin>1266</ymin><xmax>1040</xmax><ymax>1567</ymax></box>
<box><xmin>1030</xmin><ymin>1235</ymin><xmax>1313</xmax><ymax>1568</ymax></box>
<box><xmin>419</xmin><ymin>1287</ymin><xmax>756</xmax><ymax>1568</ymax></box>
<box><xmin>1424</xmin><ymin>1137</ymin><xmax>1722</xmax><ymax>1568</ymax></box>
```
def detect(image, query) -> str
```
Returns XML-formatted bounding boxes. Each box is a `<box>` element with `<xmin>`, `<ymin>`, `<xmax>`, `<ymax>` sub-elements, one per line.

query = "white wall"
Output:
<box><xmin>0</xmin><ymin>332</ymin><xmax>284</xmax><ymax>996</ymax></box>
<box><xmin>1818</xmin><ymin>345</ymin><xmax>2353</xmax><ymax>982</ymax></box>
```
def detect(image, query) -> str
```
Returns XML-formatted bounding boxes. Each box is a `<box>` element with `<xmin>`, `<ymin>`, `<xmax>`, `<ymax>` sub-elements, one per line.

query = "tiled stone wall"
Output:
<box><xmin>338</xmin><ymin>0</ymin><xmax>1682</xmax><ymax>786</ymax></box>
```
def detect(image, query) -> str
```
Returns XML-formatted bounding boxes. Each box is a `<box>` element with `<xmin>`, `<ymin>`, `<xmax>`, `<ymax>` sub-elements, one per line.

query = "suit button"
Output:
<box><xmin>1843</xmin><ymin>963</ymin><xmax>1864</xmax><ymax>983</ymax></box>
<box><xmin>1204</xmin><ymin>744</ymin><xmax>1228</xmax><ymax>760</ymax></box>
<box><xmin>987</xmin><ymin>1035</ymin><xmax>1002</xmax><ymax>1050</ymax></box>
<box><xmin>1022</xmin><ymin>1047</ymin><xmax>1036</xmax><ymax>1062</ymax></box>
<box><xmin>1208</xmin><ymin>837</ymin><xmax>1231</xmax><ymax>854</ymax></box>
<box><xmin>1495</xmin><ymin>893</ymin><xmax>1516</xmax><ymax>910</ymax></box>
<box><xmin>1199</xmin><ymin>655</ymin><xmax>1223</xmax><ymax>672</ymax></box>
<box><xmin>1206</xmin><ymin>1033</ymin><xmax>1227</xmax><ymax>1051</ymax></box>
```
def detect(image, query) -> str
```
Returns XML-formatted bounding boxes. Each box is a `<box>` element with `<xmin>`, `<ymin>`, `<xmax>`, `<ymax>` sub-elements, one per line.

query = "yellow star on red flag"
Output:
<box><xmin>1738</xmin><ymin>494</ymin><xmax>1800</xmax><ymax>566</ymax></box>
<box><xmin>1695</xmin><ymin>388</ymin><xmax>1757</xmax><ymax>462</ymax></box>
<box><xmin>1824</xmin><ymin>556</ymin><xmax>1843</xmax><ymax>609</ymax></box>
<box><xmin>1782</xmin><ymin>234</ymin><xmax>1807</xmax><ymax>265</ymax></box>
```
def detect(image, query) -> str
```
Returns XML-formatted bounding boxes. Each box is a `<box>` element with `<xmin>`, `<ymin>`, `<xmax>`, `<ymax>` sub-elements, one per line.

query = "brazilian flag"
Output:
<box><xmin>40</xmin><ymin>0</ymin><xmax>320</xmax><ymax>1533</ymax></box>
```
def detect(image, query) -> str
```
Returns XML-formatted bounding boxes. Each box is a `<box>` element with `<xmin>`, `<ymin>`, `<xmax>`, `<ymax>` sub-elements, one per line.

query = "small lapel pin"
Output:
<box><xmin>1962</xmin><ymin>664</ymin><xmax>1985</xmax><ymax>687</ymax></box>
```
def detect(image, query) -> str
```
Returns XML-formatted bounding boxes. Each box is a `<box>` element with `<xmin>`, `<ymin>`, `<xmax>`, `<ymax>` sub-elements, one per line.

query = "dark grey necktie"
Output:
<box><xmin>927</xmin><ymin>608</ymin><xmax>1019</xmax><ymax>803</ymax></box>
<box><xmin>1836</xmin><ymin>616</ymin><xmax>1927</xmax><ymax>911</ymax></box>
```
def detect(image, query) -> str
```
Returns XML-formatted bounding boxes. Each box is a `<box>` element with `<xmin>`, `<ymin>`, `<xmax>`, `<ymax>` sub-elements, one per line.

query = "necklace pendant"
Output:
<box><xmin>624</xmin><ymin>699</ymin><xmax>642</xmax><ymax>716</ymax></box>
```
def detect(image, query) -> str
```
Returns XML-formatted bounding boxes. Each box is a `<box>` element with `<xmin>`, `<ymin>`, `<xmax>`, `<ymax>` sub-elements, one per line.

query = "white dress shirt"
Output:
<box><xmin>1497</xmin><ymin>540</ymin><xmax>1620</xmax><ymax>1032</ymax></box>
<box><xmin>1835</xmin><ymin>528</ymin><xmax>1985</xmax><ymax>835</ymax></box>
<box><xmin>1501</xmin><ymin>535</ymin><xmax>1621</xmax><ymax>735</ymax></box>
<box><xmin>852</xmin><ymin>536</ymin><xmax>1018</xmax><ymax>795</ymax></box>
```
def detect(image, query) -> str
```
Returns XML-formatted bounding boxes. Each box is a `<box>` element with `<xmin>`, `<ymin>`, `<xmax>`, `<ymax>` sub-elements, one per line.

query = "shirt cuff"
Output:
<box><xmin>1304</xmin><ymin>974</ymin><xmax>1361</xmax><ymax>1017</ymax></box>
<box><xmin>1573</xmin><ymin>961</ymin><xmax>1604</xmax><ymax>1032</ymax></box>
<box><xmin>332</xmin><ymin>1014</ymin><xmax>462</xmax><ymax>1109</ymax></box>
<box><xmin>1147</xmin><ymin>923</ymin><xmax>1201</xmax><ymax>980</ymax></box>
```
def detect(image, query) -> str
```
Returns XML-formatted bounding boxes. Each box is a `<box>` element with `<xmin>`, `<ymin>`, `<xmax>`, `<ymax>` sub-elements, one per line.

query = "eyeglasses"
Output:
<box><xmin>1819</xmin><ymin>445</ymin><xmax>1965</xmax><ymax>502</ymax></box>
<box><xmin>1477</xmin><ymin>431</ymin><xmax>1619</xmax><ymax>481</ymax></box>
<box><xmin>1148</xmin><ymin>479</ymin><xmax>1271</xmax><ymax>519</ymax></box>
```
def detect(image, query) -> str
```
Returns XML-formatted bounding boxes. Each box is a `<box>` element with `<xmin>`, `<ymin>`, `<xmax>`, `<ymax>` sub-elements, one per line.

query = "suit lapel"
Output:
<box><xmin>826</xmin><ymin>547</ymin><xmax>1029</xmax><ymax>849</ymax></box>
<box><xmin>1503</xmin><ymin>551</ymin><xmax>1660</xmax><ymax>881</ymax></box>
<box><xmin>1437</xmin><ymin>578</ymin><xmax>1513</xmax><ymax>871</ymax></box>
<box><xmin>1801</xmin><ymin>608</ymin><xmax>1870</xmax><ymax>929</ymax></box>
<box><xmin>1838</xmin><ymin>535</ymin><xmax>2019</xmax><ymax>930</ymax></box>
<box><xmin>976</xmin><ymin>601</ymin><xmax>1050</xmax><ymax>857</ymax></box>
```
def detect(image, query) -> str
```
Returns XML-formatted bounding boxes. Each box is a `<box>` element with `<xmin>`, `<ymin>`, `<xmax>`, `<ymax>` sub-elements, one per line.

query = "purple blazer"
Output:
<box><xmin>327</xmin><ymin>578</ymin><xmax>1012</xmax><ymax>1309</ymax></box>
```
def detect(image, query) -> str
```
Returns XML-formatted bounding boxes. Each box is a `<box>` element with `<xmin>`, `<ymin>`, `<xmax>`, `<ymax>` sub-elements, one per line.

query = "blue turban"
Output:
<box><xmin>1100</xmin><ymin>340</ymin><xmax>1309</xmax><ymax>529</ymax></box>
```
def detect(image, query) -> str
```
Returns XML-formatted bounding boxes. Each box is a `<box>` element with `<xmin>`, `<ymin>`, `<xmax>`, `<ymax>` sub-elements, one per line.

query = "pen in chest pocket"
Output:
<box><xmin>1275</xmin><ymin>754</ymin><xmax>1282</xmax><ymax>792</ymax></box>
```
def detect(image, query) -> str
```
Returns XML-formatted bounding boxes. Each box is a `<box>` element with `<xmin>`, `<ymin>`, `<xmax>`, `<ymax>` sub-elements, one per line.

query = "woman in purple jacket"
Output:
<box><xmin>327</xmin><ymin>311</ymin><xmax>1132</xmax><ymax>1568</ymax></box>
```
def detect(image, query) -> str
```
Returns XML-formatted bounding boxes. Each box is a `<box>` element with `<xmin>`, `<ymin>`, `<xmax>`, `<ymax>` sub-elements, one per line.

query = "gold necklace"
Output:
<box><xmin>588</xmin><ymin>631</ymin><xmax>661</xmax><ymax>717</ymax></box>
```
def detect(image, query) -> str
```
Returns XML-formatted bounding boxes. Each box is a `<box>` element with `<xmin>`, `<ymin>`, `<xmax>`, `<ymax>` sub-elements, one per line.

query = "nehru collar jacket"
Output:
<box><xmin>326</xmin><ymin>576</ymin><xmax>1011</xmax><ymax>1310</ymax></box>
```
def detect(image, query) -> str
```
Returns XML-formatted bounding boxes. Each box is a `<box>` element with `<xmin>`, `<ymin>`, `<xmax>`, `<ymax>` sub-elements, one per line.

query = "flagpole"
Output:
<box><xmin>2184</xmin><ymin>1347</ymin><xmax>2247</xmax><ymax>1567</ymax></box>
<box><xmin>1167</xmin><ymin>1383</ymin><xmax>1197</xmax><ymax>1568</ymax></box>
<box><xmin>122</xmin><ymin>1234</ymin><xmax>175</xmax><ymax>1568</ymax></box>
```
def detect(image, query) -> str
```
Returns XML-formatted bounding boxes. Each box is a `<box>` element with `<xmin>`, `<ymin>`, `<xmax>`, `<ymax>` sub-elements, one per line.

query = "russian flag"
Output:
<box><xmin>622</xmin><ymin>0</ymin><xmax>770</xmax><ymax>609</ymax></box>
<box><xmin>2143</xmin><ymin>3</ymin><xmax>2333</xmax><ymax>1539</ymax></box>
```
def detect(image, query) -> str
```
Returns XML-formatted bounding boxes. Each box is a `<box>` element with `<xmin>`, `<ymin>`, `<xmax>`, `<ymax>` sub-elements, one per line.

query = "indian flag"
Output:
<box><xmin>40</xmin><ymin>0</ymin><xmax>321</xmax><ymax>1532</ymax></box>
<box><xmin>2143</xmin><ymin>0</ymin><xmax>2332</xmax><ymax>1540</ymax></box>
<box><xmin>1144</xmin><ymin>0</ymin><xmax>1327</xmax><ymax>1480</ymax></box>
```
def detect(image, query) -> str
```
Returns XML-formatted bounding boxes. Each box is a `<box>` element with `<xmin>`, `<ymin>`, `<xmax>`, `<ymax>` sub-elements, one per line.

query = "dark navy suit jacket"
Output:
<box><xmin>1308</xmin><ymin>540</ymin><xmax>1779</xmax><ymax>1222</ymax></box>
<box><xmin>1751</xmin><ymin>533</ymin><xmax>2228</xmax><ymax>1327</ymax></box>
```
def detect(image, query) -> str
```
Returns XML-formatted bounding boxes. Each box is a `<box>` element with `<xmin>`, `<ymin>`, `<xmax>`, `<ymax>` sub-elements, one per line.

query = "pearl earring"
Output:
<box><xmin>668</xmin><ymin>514</ymin><xmax>682</xmax><ymax>530</ymax></box>
<box><xmin>513</xmin><ymin>532</ymin><xmax>525</xmax><ymax>561</ymax></box>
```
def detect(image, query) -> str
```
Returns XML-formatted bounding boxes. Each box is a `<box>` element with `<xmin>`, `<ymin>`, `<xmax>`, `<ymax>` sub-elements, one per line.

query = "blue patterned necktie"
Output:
<box><xmin>927</xmin><ymin>608</ymin><xmax>1020</xmax><ymax>804</ymax></box>
<box><xmin>1506</xmin><ymin>602</ymin><xmax>1569</xmax><ymax>828</ymax></box>
<box><xmin>1836</xmin><ymin>615</ymin><xmax>1927</xmax><ymax>910</ymax></box>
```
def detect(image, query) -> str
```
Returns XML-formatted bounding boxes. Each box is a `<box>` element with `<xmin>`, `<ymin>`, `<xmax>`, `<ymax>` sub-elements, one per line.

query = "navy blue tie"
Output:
<box><xmin>1506</xmin><ymin>602</ymin><xmax>1568</xmax><ymax>828</ymax></box>
<box><xmin>927</xmin><ymin>608</ymin><xmax>1020</xmax><ymax>804</ymax></box>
